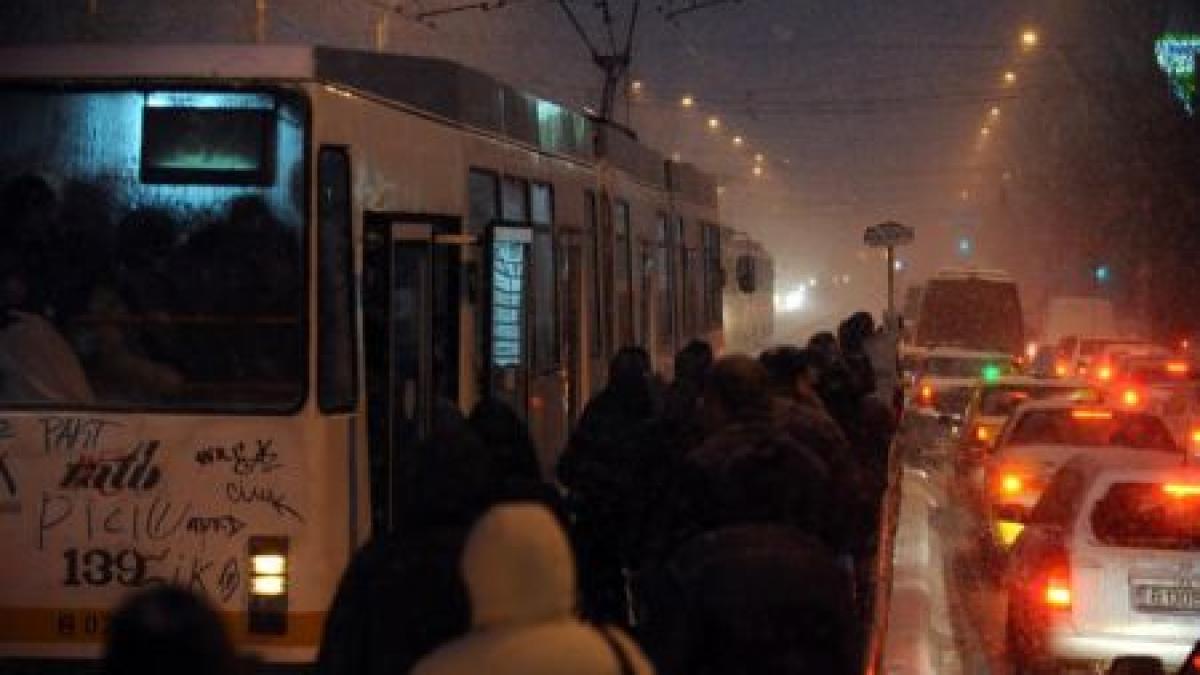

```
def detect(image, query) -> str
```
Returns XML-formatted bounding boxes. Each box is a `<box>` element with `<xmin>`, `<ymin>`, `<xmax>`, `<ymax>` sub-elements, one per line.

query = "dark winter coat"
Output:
<box><xmin>638</xmin><ymin>524</ymin><xmax>858</xmax><ymax>675</ymax></box>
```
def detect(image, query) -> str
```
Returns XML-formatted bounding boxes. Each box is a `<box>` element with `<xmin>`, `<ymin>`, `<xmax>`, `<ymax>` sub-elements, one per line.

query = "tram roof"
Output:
<box><xmin>0</xmin><ymin>44</ymin><xmax>718</xmax><ymax>203</ymax></box>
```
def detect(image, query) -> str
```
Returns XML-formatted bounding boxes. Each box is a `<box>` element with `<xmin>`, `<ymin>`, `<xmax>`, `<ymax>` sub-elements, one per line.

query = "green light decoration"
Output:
<box><xmin>982</xmin><ymin>364</ymin><xmax>1002</xmax><ymax>382</ymax></box>
<box><xmin>1156</xmin><ymin>33</ymin><xmax>1200</xmax><ymax>113</ymax></box>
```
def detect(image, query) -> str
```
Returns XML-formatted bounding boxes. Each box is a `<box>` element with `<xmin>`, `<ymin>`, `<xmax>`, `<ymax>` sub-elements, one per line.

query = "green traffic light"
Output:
<box><xmin>982</xmin><ymin>364</ymin><xmax>1001</xmax><ymax>382</ymax></box>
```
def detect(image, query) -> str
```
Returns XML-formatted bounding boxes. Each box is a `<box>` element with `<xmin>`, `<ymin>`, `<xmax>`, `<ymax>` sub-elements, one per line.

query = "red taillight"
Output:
<box><xmin>1097</xmin><ymin>364</ymin><xmax>1114</xmax><ymax>381</ymax></box>
<box><xmin>1000</xmin><ymin>473</ymin><xmax>1024</xmax><ymax>496</ymax></box>
<box><xmin>1164</xmin><ymin>483</ymin><xmax>1200</xmax><ymax>498</ymax></box>
<box><xmin>1045</xmin><ymin>577</ymin><xmax>1072</xmax><ymax>608</ymax></box>
<box><xmin>1055</xmin><ymin>362</ymin><xmax>1069</xmax><ymax>377</ymax></box>
<box><xmin>976</xmin><ymin>426</ymin><xmax>992</xmax><ymax>443</ymax></box>
<box><xmin>919</xmin><ymin>384</ymin><xmax>934</xmax><ymax>406</ymax></box>
<box><xmin>1072</xmin><ymin>409</ymin><xmax>1113</xmax><ymax>420</ymax></box>
<box><xmin>1121</xmin><ymin>388</ymin><xmax>1141</xmax><ymax>408</ymax></box>
<box><xmin>1168</xmin><ymin>361</ymin><xmax>1190</xmax><ymax>376</ymax></box>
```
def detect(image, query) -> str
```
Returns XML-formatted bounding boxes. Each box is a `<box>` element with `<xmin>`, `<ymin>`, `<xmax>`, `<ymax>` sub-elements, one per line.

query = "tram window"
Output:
<box><xmin>704</xmin><ymin>225</ymin><xmax>723</xmax><ymax>329</ymax></box>
<box><xmin>656</xmin><ymin>215</ymin><xmax>673</xmax><ymax>348</ymax></box>
<box><xmin>0</xmin><ymin>88</ymin><xmax>305</xmax><ymax>411</ymax></box>
<box><xmin>531</xmin><ymin>182</ymin><xmax>558</xmax><ymax>372</ymax></box>
<box><xmin>318</xmin><ymin>146</ymin><xmax>357</xmax><ymax>413</ymax></box>
<box><xmin>468</xmin><ymin>169</ymin><xmax>499</xmax><ymax>235</ymax></box>
<box><xmin>141</xmin><ymin>98</ymin><xmax>274</xmax><ymax>186</ymax></box>
<box><xmin>614</xmin><ymin>200</ymin><xmax>634</xmax><ymax>347</ymax></box>
<box><xmin>502</xmin><ymin>176</ymin><xmax>529</xmax><ymax>222</ymax></box>
<box><xmin>585</xmin><ymin>190</ymin><xmax>605</xmax><ymax>358</ymax></box>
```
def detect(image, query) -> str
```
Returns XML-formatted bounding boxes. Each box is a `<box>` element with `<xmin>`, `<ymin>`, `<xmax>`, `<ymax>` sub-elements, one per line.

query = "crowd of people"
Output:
<box><xmin>99</xmin><ymin>313</ymin><xmax>900</xmax><ymax>675</ymax></box>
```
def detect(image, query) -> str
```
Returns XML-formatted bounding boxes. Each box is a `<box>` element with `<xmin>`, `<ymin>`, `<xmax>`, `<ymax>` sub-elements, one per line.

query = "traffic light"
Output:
<box><xmin>1094</xmin><ymin>264</ymin><xmax>1111</xmax><ymax>284</ymax></box>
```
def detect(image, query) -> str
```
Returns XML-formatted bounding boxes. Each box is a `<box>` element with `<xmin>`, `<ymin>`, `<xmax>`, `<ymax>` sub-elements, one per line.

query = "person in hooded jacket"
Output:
<box><xmin>760</xmin><ymin>345</ymin><xmax>869</xmax><ymax>555</ymax></box>
<box><xmin>468</xmin><ymin>396</ymin><xmax>567</xmax><ymax>522</ymax></box>
<box><xmin>317</xmin><ymin>418</ymin><xmax>520</xmax><ymax>675</ymax></box>
<box><xmin>412</xmin><ymin>502</ymin><xmax>654</xmax><ymax>675</ymax></box>
<box><xmin>103</xmin><ymin>585</ymin><xmax>241</xmax><ymax>675</ymax></box>
<box><xmin>636</xmin><ymin>419</ymin><xmax>857</xmax><ymax>675</ymax></box>
<box><xmin>675</xmin><ymin>355</ymin><xmax>832</xmax><ymax>545</ymax></box>
<box><xmin>557</xmin><ymin>346</ymin><xmax>657</xmax><ymax>624</ymax></box>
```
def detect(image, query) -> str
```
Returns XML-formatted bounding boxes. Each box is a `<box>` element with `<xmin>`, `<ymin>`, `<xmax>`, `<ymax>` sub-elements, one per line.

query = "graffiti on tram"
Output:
<box><xmin>0</xmin><ymin>415</ymin><xmax>305</xmax><ymax>606</ymax></box>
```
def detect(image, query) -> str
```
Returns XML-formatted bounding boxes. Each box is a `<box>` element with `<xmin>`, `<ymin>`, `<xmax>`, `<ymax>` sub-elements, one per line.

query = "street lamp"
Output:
<box><xmin>1003</xmin><ymin>70</ymin><xmax>1017</xmax><ymax>85</ymax></box>
<box><xmin>752</xmin><ymin>165</ymin><xmax>764</xmax><ymax>177</ymax></box>
<box><xmin>707</xmin><ymin>116</ymin><xmax>721</xmax><ymax>130</ymax></box>
<box><xmin>1021</xmin><ymin>28</ymin><xmax>1039</xmax><ymax>50</ymax></box>
<box><xmin>754</xmin><ymin>152</ymin><xmax>765</xmax><ymax>163</ymax></box>
<box><xmin>680</xmin><ymin>94</ymin><xmax>695</xmax><ymax>108</ymax></box>
<box><xmin>990</xmin><ymin>106</ymin><xmax>1001</xmax><ymax>118</ymax></box>
<box><xmin>980</xmin><ymin>126</ymin><xmax>991</xmax><ymax>137</ymax></box>
<box><xmin>630</xmin><ymin>80</ymin><xmax>644</xmax><ymax>95</ymax></box>
<box><xmin>732</xmin><ymin>135</ymin><xmax>744</xmax><ymax>147</ymax></box>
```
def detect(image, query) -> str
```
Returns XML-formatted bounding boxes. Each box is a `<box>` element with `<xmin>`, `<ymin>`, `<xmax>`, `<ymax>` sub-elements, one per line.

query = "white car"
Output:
<box><xmin>984</xmin><ymin>401</ymin><xmax>1182</xmax><ymax>552</ymax></box>
<box><xmin>1007</xmin><ymin>453</ymin><xmax>1200</xmax><ymax>673</ymax></box>
<box><xmin>956</xmin><ymin>376</ymin><xmax>1099</xmax><ymax>504</ymax></box>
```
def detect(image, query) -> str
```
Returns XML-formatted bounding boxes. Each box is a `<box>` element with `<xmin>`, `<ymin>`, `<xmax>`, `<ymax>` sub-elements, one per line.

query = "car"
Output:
<box><xmin>983</xmin><ymin>400</ymin><xmax>1182</xmax><ymax>555</ymax></box>
<box><xmin>913</xmin><ymin>267</ymin><xmax>1024</xmax><ymax>358</ymax></box>
<box><xmin>1089</xmin><ymin>342</ymin><xmax>1172</xmax><ymax>386</ymax></box>
<box><xmin>1055</xmin><ymin>335</ymin><xmax>1151</xmax><ymax>379</ymax></box>
<box><xmin>955</xmin><ymin>376</ymin><xmax>1100</xmax><ymax>506</ymax></box>
<box><xmin>1007</xmin><ymin>453</ymin><xmax>1200</xmax><ymax>674</ymax></box>
<box><xmin>902</xmin><ymin>347</ymin><xmax>1016</xmax><ymax>464</ymax></box>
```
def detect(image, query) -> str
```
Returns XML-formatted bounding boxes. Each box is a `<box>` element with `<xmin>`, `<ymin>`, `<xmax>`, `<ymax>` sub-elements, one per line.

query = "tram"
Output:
<box><xmin>0</xmin><ymin>45</ymin><xmax>774</xmax><ymax>664</ymax></box>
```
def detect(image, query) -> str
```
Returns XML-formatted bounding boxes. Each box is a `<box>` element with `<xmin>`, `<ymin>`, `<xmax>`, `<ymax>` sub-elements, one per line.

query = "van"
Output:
<box><xmin>915</xmin><ymin>268</ymin><xmax>1023</xmax><ymax>357</ymax></box>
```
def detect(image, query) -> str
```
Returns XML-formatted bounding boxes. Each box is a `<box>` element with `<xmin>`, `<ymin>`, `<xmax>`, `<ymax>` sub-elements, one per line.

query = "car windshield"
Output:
<box><xmin>1007</xmin><ymin>410</ymin><xmax>1176</xmax><ymax>451</ymax></box>
<box><xmin>978</xmin><ymin>385</ymin><xmax>1097</xmax><ymax>417</ymax></box>
<box><xmin>1091</xmin><ymin>482</ymin><xmax>1200</xmax><ymax>551</ymax></box>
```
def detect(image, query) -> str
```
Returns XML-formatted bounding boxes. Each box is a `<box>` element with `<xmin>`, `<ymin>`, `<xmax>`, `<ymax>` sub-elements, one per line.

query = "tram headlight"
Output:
<box><xmin>248</xmin><ymin>536</ymin><xmax>289</xmax><ymax>635</ymax></box>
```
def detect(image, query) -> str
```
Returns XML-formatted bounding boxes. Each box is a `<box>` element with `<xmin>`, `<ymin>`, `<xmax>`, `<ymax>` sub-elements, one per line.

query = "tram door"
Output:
<box><xmin>363</xmin><ymin>216</ymin><xmax>460</xmax><ymax>535</ymax></box>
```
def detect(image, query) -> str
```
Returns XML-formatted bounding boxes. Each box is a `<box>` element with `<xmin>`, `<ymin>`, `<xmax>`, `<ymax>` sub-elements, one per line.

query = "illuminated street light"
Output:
<box><xmin>733</xmin><ymin>135</ymin><xmax>744</xmax><ymax>147</ymax></box>
<box><xmin>630</xmin><ymin>80</ymin><xmax>644</xmax><ymax>94</ymax></box>
<box><xmin>707</xmin><ymin>116</ymin><xmax>721</xmax><ymax>130</ymax></box>
<box><xmin>1003</xmin><ymin>71</ymin><xmax>1017</xmax><ymax>85</ymax></box>
<box><xmin>752</xmin><ymin>165</ymin><xmax>764</xmax><ymax>177</ymax></box>
<box><xmin>990</xmin><ymin>106</ymin><xmax>1001</xmax><ymax>118</ymax></box>
<box><xmin>681</xmin><ymin>94</ymin><xmax>695</xmax><ymax>108</ymax></box>
<box><xmin>980</xmin><ymin>126</ymin><xmax>991</xmax><ymax>137</ymax></box>
<box><xmin>754</xmin><ymin>153</ymin><xmax>765</xmax><ymax>163</ymax></box>
<box><xmin>960</xmin><ymin>189</ymin><xmax>970</xmax><ymax>201</ymax></box>
<box><xmin>1021</xmin><ymin>28</ymin><xmax>1039</xmax><ymax>50</ymax></box>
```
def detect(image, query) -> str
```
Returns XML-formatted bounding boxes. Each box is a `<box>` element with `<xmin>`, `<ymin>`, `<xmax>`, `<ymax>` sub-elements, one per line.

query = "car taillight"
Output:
<box><xmin>919</xmin><ymin>383</ymin><xmax>934</xmax><ymax>406</ymax></box>
<box><xmin>1168</xmin><ymin>361</ymin><xmax>1190</xmax><ymax>376</ymax></box>
<box><xmin>1121</xmin><ymin>388</ymin><xmax>1141</xmax><ymax>408</ymax></box>
<box><xmin>1035</xmin><ymin>548</ymin><xmax>1073</xmax><ymax>610</ymax></box>
<box><xmin>975</xmin><ymin>425</ymin><xmax>992</xmax><ymax>443</ymax></box>
<box><xmin>1072</xmin><ymin>409</ymin><xmax>1113</xmax><ymax>420</ymax></box>
<box><xmin>1000</xmin><ymin>473</ymin><xmax>1024</xmax><ymax>496</ymax></box>
<box><xmin>1097</xmin><ymin>364</ymin><xmax>1113</xmax><ymax>381</ymax></box>
<box><xmin>1164</xmin><ymin>483</ymin><xmax>1200</xmax><ymax>498</ymax></box>
<box><xmin>1045</xmin><ymin>574</ymin><xmax>1072</xmax><ymax>608</ymax></box>
<box><xmin>1055</xmin><ymin>361</ymin><xmax>1069</xmax><ymax>377</ymax></box>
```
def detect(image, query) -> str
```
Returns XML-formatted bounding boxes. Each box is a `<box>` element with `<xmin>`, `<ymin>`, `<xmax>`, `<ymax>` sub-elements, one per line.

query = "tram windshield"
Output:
<box><xmin>0</xmin><ymin>87</ymin><xmax>307</xmax><ymax>411</ymax></box>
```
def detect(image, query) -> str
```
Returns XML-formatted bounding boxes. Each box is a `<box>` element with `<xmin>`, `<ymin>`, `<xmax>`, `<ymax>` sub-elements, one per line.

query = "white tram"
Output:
<box><xmin>0</xmin><ymin>45</ymin><xmax>774</xmax><ymax>664</ymax></box>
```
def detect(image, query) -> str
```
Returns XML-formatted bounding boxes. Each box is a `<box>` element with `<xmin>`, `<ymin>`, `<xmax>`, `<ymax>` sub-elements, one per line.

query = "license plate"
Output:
<box><xmin>1133</xmin><ymin>584</ymin><xmax>1200</xmax><ymax>612</ymax></box>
